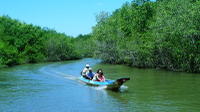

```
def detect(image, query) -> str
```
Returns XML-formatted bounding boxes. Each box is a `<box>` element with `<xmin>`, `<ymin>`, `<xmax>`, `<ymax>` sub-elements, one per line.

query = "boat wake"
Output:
<box><xmin>51</xmin><ymin>71</ymin><xmax>79</xmax><ymax>81</ymax></box>
<box><xmin>94</xmin><ymin>86</ymin><xmax>107</xmax><ymax>90</ymax></box>
<box><xmin>93</xmin><ymin>85</ymin><xmax>128</xmax><ymax>92</ymax></box>
<box><xmin>38</xmin><ymin>65</ymin><xmax>79</xmax><ymax>82</ymax></box>
<box><xmin>119</xmin><ymin>85</ymin><xmax>128</xmax><ymax>92</ymax></box>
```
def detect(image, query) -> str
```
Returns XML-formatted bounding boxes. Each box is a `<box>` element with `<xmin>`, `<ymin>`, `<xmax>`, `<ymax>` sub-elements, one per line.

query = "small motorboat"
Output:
<box><xmin>79</xmin><ymin>76</ymin><xmax>130</xmax><ymax>91</ymax></box>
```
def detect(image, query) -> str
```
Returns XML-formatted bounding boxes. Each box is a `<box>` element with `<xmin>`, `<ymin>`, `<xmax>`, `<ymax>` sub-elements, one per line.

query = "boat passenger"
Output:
<box><xmin>81</xmin><ymin>64</ymin><xmax>91</xmax><ymax>79</ymax></box>
<box><xmin>86</xmin><ymin>68</ymin><xmax>94</xmax><ymax>80</ymax></box>
<box><xmin>92</xmin><ymin>69</ymin><xmax>105</xmax><ymax>82</ymax></box>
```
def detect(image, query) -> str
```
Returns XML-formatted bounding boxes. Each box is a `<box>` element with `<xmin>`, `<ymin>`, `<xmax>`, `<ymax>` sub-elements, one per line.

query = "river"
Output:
<box><xmin>0</xmin><ymin>58</ymin><xmax>200</xmax><ymax>112</ymax></box>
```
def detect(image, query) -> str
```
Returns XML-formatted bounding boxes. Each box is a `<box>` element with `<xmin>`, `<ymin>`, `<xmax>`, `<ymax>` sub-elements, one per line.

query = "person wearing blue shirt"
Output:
<box><xmin>87</xmin><ymin>68</ymin><xmax>94</xmax><ymax>80</ymax></box>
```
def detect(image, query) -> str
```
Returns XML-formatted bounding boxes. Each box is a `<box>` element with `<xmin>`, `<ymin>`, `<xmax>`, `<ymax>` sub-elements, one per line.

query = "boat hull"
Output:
<box><xmin>79</xmin><ymin>76</ymin><xmax>130</xmax><ymax>90</ymax></box>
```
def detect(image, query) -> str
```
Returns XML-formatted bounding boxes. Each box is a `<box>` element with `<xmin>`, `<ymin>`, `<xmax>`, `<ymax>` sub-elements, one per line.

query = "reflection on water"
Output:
<box><xmin>0</xmin><ymin>58</ymin><xmax>200</xmax><ymax>112</ymax></box>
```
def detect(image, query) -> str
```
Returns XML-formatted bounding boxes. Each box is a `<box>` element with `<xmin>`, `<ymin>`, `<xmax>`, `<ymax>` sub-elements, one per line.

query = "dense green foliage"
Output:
<box><xmin>0</xmin><ymin>16</ymin><xmax>80</xmax><ymax>67</ymax></box>
<box><xmin>73</xmin><ymin>34</ymin><xmax>95</xmax><ymax>57</ymax></box>
<box><xmin>1</xmin><ymin>0</ymin><xmax>200</xmax><ymax>73</ymax></box>
<box><xmin>92</xmin><ymin>0</ymin><xmax>200</xmax><ymax>73</ymax></box>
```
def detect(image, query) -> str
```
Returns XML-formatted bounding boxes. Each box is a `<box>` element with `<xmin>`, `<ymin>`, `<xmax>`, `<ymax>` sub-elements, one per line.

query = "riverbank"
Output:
<box><xmin>0</xmin><ymin>58</ymin><xmax>82</xmax><ymax>70</ymax></box>
<box><xmin>0</xmin><ymin>64</ymin><xmax>7</xmax><ymax>68</ymax></box>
